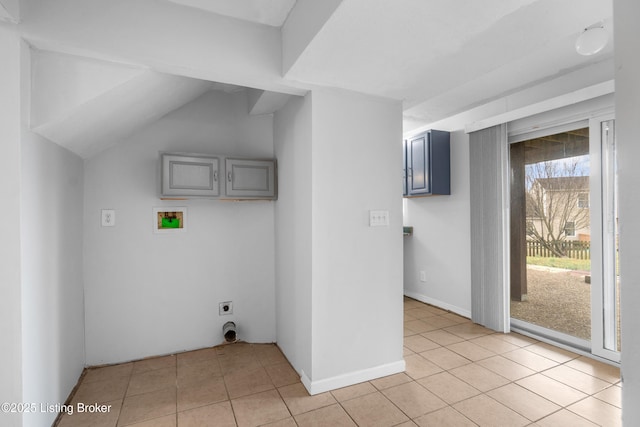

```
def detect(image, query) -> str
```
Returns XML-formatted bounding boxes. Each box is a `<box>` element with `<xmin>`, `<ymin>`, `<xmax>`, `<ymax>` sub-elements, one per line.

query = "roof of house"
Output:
<box><xmin>534</xmin><ymin>176</ymin><xmax>590</xmax><ymax>191</ymax></box>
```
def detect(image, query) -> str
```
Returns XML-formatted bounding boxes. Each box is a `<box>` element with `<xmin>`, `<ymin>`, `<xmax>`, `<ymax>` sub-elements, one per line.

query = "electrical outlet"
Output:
<box><xmin>219</xmin><ymin>301</ymin><xmax>233</xmax><ymax>315</ymax></box>
<box><xmin>101</xmin><ymin>209</ymin><xmax>115</xmax><ymax>227</ymax></box>
<box><xmin>420</xmin><ymin>271</ymin><xmax>426</xmax><ymax>282</ymax></box>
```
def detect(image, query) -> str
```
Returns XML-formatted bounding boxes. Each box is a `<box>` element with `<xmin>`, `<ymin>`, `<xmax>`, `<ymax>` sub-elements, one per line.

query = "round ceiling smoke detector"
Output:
<box><xmin>575</xmin><ymin>24</ymin><xmax>609</xmax><ymax>56</ymax></box>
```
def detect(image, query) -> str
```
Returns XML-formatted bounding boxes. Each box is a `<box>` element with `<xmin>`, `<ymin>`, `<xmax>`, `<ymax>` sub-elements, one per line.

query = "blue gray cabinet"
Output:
<box><xmin>403</xmin><ymin>130</ymin><xmax>450</xmax><ymax>196</ymax></box>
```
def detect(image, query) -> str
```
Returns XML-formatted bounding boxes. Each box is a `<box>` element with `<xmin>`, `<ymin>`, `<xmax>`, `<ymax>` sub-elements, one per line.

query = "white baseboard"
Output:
<box><xmin>404</xmin><ymin>290</ymin><xmax>471</xmax><ymax>319</ymax></box>
<box><xmin>300</xmin><ymin>359</ymin><xmax>406</xmax><ymax>395</ymax></box>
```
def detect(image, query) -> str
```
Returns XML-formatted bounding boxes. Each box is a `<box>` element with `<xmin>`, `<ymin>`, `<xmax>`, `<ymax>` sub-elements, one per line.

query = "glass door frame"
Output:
<box><xmin>589</xmin><ymin>113</ymin><xmax>620</xmax><ymax>362</ymax></box>
<box><xmin>506</xmin><ymin>110</ymin><xmax>620</xmax><ymax>364</ymax></box>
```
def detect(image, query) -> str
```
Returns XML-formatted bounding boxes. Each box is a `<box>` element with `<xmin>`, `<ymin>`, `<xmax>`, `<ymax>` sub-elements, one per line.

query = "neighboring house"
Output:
<box><xmin>526</xmin><ymin>175</ymin><xmax>591</xmax><ymax>242</ymax></box>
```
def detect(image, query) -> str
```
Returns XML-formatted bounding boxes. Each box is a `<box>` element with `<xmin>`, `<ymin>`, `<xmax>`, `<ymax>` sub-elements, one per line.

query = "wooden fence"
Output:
<box><xmin>526</xmin><ymin>240</ymin><xmax>590</xmax><ymax>259</ymax></box>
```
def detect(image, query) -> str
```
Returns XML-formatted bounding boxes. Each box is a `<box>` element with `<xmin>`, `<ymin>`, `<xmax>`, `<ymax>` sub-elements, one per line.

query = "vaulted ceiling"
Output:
<box><xmin>15</xmin><ymin>0</ymin><xmax>614</xmax><ymax>158</ymax></box>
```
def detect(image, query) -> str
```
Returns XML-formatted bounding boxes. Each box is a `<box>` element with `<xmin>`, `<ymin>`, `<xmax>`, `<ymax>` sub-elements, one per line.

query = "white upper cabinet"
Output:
<box><xmin>160</xmin><ymin>153</ymin><xmax>277</xmax><ymax>200</ymax></box>
<box><xmin>161</xmin><ymin>153</ymin><xmax>220</xmax><ymax>198</ymax></box>
<box><xmin>224</xmin><ymin>158</ymin><xmax>277</xmax><ymax>200</ymax></box>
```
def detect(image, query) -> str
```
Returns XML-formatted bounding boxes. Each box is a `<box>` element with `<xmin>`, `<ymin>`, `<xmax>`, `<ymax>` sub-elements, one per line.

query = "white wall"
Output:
<box><xmin>83</xmin><ymin>90</ymin><xmax>276</xmax><ymax>365</ymax></box>
<box><xmin>308</xmin><ymin>88</ymin><xmax>404</xmax><ymax>392</ymax></box>
<box><xmin>1</xmin><ymin>28</ymin><xmax>85</xmax><ymax>427</ymax></box>
<box><xmin>20</xmin><ymin>133</ymin><xmax>85</xmax><ymax>427</ymax></box>
<box><xmin>403</xmin><ymin>129</ymin><xmax>472</xmax><ymax>316</ymax></box>
<box><xmin>274</xmin><ymin>88</ymin><xmax>405</xmax><ymax>394</ymax></box>
<box><xmin>273</xmin><ymin>94</ymin><xmax>313</xmax><ymax>378</ymax></box>
<box><xmin>614</xmin><ymin>0</ymin><xmax>640</xmax><ymax>423</ymax></box>
<box><xmin>0</xmin><ymin>23</ymin><xmax>23</xmax><ymax>427</ymax></box>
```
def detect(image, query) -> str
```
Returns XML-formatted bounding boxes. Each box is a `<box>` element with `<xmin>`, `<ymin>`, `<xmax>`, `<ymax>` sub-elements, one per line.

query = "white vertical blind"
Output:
<box><xmin>469</xmin><ymin>124</ymin><xmax>509</xmax><ymax>332</ymax></box>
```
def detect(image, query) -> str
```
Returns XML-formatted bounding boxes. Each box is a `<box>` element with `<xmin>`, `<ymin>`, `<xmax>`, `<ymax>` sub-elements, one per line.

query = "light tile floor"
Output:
<box><xmin>55</xmin><ymin>297</ymin><xmax>621</xmax><ymax>426</ymax></box>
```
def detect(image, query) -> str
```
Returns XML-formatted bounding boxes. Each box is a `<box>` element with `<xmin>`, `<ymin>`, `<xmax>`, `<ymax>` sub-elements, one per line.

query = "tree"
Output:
<box><xmin>526</xmin><ymin>158</ymin><xmax>590</xmax><ymax>257</ymax></box>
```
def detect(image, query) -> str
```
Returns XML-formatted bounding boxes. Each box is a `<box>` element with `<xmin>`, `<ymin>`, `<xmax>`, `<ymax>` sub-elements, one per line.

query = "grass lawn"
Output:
<box><xmin>527</xmin><ymin>256</ymin><xmax>591</xmax><ymax>271</ymax></box>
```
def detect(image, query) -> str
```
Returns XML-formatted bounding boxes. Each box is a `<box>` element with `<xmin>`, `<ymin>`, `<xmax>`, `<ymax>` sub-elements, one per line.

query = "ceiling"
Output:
<box><xmin>284</xmin><ymin>0</ymin><xmax>614</xmax><ymax>124</ymax></box>
<box><xmin>165</xmin><ymin>0</ymin><xmax>296</xmax><ymax>27</ymax></box>
<box><xmin>24</xmin><ymin>0</ymin><xmax>614</xmax><ymax>158</ymax></box>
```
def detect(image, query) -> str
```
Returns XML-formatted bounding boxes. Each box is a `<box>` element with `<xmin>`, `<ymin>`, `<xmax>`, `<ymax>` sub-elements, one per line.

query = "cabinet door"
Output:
<box><xmin>161</xmin><ymin>153</ymin><xmax>220</xmax><ymax>197</ymax></box>
<box><xmin>404</xmin><ymin>130</ymin><xmax>450</xmax><ymax>197</ymax></box>
<box><xmin>429</xmin><ymin>130</ymin><xmax>451</xmax><ymax>195</ymax></box>
<box><xmin>403</xmin><ymin>140</ymin><xmax>408</xmax><ymax>196</ymax></box>
<box><xmin>407</xmin><ymin>132</ymin><xmax>431</xmax><ymax>195</ymax></box>
<box><xmin>225</xmin><ymin>158</ymin><xmax>276</xmax><ymax>199</ymax></box>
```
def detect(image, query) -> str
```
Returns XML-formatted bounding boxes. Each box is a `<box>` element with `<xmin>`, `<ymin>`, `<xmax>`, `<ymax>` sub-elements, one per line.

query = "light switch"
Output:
<box><xmin>369</xmin><ymin>210</ymin><xmax>390</xmax><ymax>227</ymax></box>
<box><xmin>101</xmin><ymin>209</ymin><xmax>115</xmax><ymax>227</ymax></box>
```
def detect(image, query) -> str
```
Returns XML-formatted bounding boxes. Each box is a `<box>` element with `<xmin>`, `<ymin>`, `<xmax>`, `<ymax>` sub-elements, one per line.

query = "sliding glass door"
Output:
<box><xmin>509</xmin><ymin>116</ymin><xmax>619</xmax><ymax>362</ymax></box>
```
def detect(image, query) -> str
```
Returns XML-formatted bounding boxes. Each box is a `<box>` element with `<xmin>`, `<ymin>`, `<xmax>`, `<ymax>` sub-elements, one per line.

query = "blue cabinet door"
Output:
<box><xmin>407</xmin><ymin>133</ymin><xmax>430</xmax><ymax>195</ymax></box>
<box><xmin>404</xmin><ymin>130</ymin><xmax>450</xmax><ymax>196</ymax></box>
<box><xmin>403</xmin><ymin>139</ymin><xmax>408</xmax><ymax>196</ymax></box>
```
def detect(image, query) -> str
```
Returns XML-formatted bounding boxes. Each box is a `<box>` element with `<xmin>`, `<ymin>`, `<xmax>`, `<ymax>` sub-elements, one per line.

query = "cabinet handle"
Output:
<box><xmin>227</xmin><ymin>171</ymin><xmax>232</xmax><ymax>182</ymax></box>
<box><xmin>213</xmin><ymin>171</ymin><xmax>218</xmax><ymax>181</ymax></box>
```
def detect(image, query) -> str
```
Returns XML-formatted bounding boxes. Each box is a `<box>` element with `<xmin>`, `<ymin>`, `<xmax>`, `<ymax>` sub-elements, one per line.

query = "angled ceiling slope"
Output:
<box><xmin>166</xmin><ymin>0</ymin><xmax>296</xmax><ymax>27</ymax></box>
<box><xmin>30</xmin><ymin>49</ymin><xmax>292</xmax><ymax>158</ymax></box>
<box><xmin>0</xmin><ymin>0</ymin><xmax>18</xmax><ymax>22</ymax></box>
<box><xmin>30</xmin><ymin>49</ymin><xmax>212</xmax><ymax>158</ymax></box>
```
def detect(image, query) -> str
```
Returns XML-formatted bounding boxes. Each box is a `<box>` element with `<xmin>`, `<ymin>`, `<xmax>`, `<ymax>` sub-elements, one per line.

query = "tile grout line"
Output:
<box><xmin>402</xmin><ymin>299</ymin><xmax>620</xmax><ymax>425</ymax></box>
<box><xmin>115</xmin><ymin>362</ymin><xmax>135</xmax><ymax>427</ymax></box>
<box><xmin>58</xmin><ymin>300</ymin><xmax>619</xmax><ymax>426</ymax></box>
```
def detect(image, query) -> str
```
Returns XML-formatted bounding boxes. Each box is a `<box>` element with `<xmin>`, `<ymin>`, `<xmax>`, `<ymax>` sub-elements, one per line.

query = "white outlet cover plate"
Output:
<box><xmin>101</xmin><ymin>209</ymin><xmax>115</xmax><ymax>227</ymax></box>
